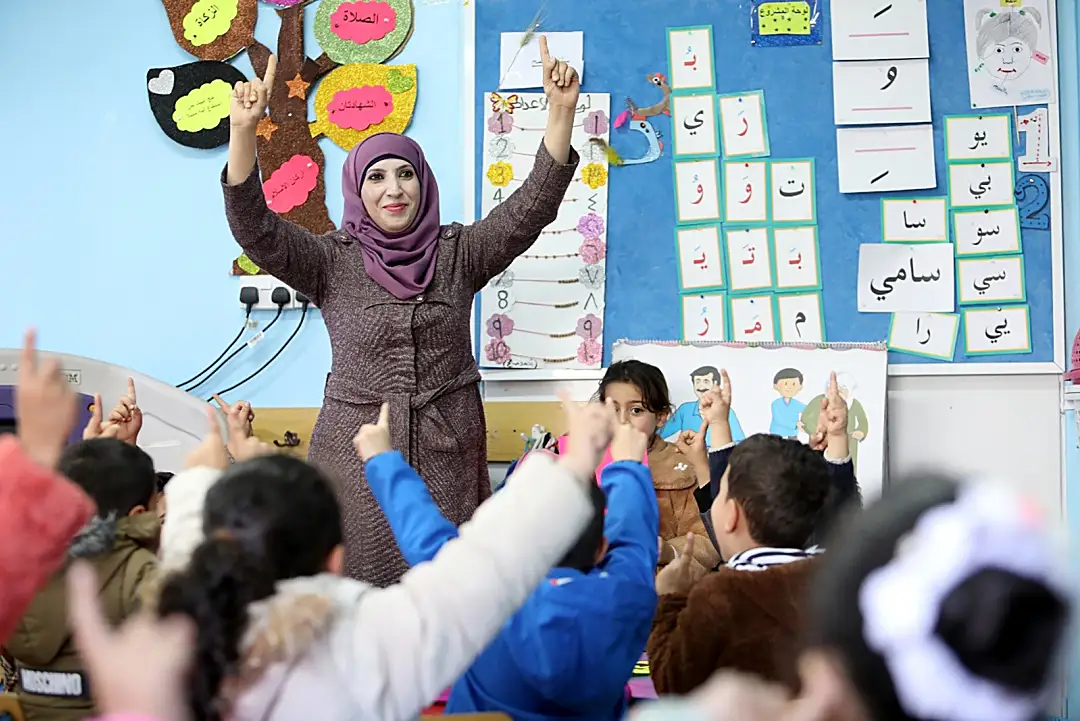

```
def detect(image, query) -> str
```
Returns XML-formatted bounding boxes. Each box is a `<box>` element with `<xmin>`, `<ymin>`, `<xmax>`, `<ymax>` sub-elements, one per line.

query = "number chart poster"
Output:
<box><xmin>478</xmin><ymin>92</ymin><xmax>611</xmax><ymax>370</ymax></box>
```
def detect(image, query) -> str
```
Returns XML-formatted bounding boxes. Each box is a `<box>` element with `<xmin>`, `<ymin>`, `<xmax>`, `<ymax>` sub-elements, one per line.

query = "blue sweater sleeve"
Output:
<box><xmin>364</xmin><ymin>451</ymin><xmax>459</xmax><ymax>566</ymax></box>
<box><xmin>728</xmin><ymin>409</ymin><xmax>746</xmax><ymax>442</ymax></box>
<box><xmin>598</xmin><ymin>461</ymin><xmax>660</xmax><ymax>584</ymax></box>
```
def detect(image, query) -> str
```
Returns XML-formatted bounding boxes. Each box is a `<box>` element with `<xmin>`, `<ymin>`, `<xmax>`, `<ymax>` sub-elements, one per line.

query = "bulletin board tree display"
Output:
<box><xmin>146</xmin><ymin>0</ymin><xmax>417</xmax><ymax>276</ymax></box>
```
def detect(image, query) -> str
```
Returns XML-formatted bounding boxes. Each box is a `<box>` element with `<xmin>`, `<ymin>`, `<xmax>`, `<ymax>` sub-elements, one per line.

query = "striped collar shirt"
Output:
<box><xmin>725</xmin><ymin>545</ymin><xmax>823</xmax><ymax>572</ymax></box>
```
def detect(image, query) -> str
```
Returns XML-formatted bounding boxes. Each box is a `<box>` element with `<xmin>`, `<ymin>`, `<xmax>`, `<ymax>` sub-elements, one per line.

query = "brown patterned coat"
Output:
<box><xmin>648</xmin><ymin>438</ymin><xmax>720</xmax><ymax>570</ymax></box>
<box><xmin>221</xmin><ymin>143</ymin><xmax>580</xmax><ymax>586</ymax></box>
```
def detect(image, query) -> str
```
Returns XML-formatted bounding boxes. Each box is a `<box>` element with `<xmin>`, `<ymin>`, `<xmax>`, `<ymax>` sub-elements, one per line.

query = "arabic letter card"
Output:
<box><xmin>681</xmin><ymin>292</ymin><xmax>728</xmax><ymax>341</ymax></box>
<box><xmin>723</xmin><ymin>161</ymin><xmax>769</xmax><ymax>224</ymax></box>
<box><xmin>832</xmin><ymin>59</ymin><xmax>932</xmax><ymax>125</ymax></box>
<box><xmin>882</xmin><ymin>197</ymin><xmax>948</xmax><ymax>242</ymax></box>
<box><xmin>957</xmin><ymin>255</ymin><xmax>1026</xmax><ymax>305</ymax></box>
<box><xmin>947</xmin><ymin>160</ymin><xmax>1016</xmax><ymax>208</ymax></box>
<box><xmin>777</xmin><ymin>292</ymin><xmax>826</xmax><ymax>343</ymax></box>
<box><xmin>836</xmin><ymin>125</ymin><xmax>936</xmax><ymax>193</ymax></box>
<box><xmin>769</xmin><ymin>159</ymin><xmax>816</xmax><ymax>223</ymax></box>
<box><xmin>499</xmin><ymin>31</ymin><xmax>584</xmax><ymax>90</ymax></box>
<box><xmin>667</xmin><ymin>26</ymin><xmax>716</xmax><ymax>93</ymax></box>
<box><xmin>962</xmin><ymin>304</ymin><xmax>1032</xmax><ymax>355</ymax></box>
<box><xmin>675</xmin><ymin>224</ymin><xmax>726</xmax><ymax>292</ymax></box>
<box><xmin>725</xmin><ymin>227</ymin><xmax>774</xmax><ymax>294</ymax></box>
<box><xmin>857</xmin><ymin>242</ymin><xmax>955</xmax><ymax>313</ymax></box>
<box><xmin>729</xmin><ymin>295</ymin><xmax>778</xmax><ymax>343</ymax></box>
<box><xmin>751</xmin><ymin>0</ymin><xmax>823</xmax><ymax>47</ymax></box>
<box><xmin>831</xmin><ymin>0</ymin><xmax>929</xmax><ymax>60</ymax></box>
<box><xmin>964</xmin><ymin>0</ymin><xmax>1056</xmax><ymax>110</ymax></box>
<box><xmin>772</xmin><ymin>226</ymin><xmax>821</xmax><ymax>291</ymax></box>
<box><xmin>887</xmin><ymin>312</ymin><xmax>960</xmax><ymax>361</ymax></box>
<box><xmin>953</xmin><ymin>207</ymin><xmax>1022</xmax><ymax>256</ymax></box>
<box><xmin>671</xmin><ymin>92</ymin><xmax>720</xmax><ymax>158</ymax></box>
<box><xmin>944</xmin><ymin>114</ymin><xmax>1012</xmax><ymax>161</ymax></box>
<box><xmin>717</xmin><ymin>91</ymin><xmax>770</xmax><ymax>158</ymax></box>
<box><xmin>673</xmin><ymin>159</ymin><xmax>722</xmax><ymax>224</ymax></box>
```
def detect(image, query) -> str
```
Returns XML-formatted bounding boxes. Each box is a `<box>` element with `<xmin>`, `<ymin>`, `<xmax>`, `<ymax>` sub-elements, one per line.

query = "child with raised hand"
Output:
<box><xmin>365</xmin><ymin>396</ymin><xmax>658</xmax><ymax>721</ymax></box>
<box><xmin>139</xmin><ymin>391</ymin><xmax>614</xmax><ymax>721</ymax></box>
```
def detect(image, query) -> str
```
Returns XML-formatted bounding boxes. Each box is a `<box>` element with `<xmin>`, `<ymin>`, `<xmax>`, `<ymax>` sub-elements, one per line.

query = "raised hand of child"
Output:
<box><xmin>655</xmin><ymin>533</ymin><xmax>705</xmax><ymax>595</ymax></box>
<box><xmin>212</xmin><ymin>393</ymin><xmax>256</xmax><ymax>459</ymax></box>
<box><xmin>807</xmin><ymin>394</ymin><xmax>829</xmax><ymax>452</ymax></box>
<box><xmin>699</xmin><ymin>368</ymin><xmax>732</xmax><ymax>424</ymax></box>
<box><xmin>105</xmin><ymin>377</ymin><xmax>143</xmax><ymax>445</ymax></box>
<box><xmin>83</xmin><ymin>394</ymin><xmax>122</xmax><ymax>441</ymax></box>
<box><xmin>675</xmin><ymin>422</ymin><xmax>708</xmax><ymax>468</ymax></box>
<box><xmin>558</xmin><ymin>390</ymin><xmax>616</xmax><ymax>481</ymax></box>
<box><xmin>186</xmin><ymin>407</ymin><xmax>230</xmax><ymax>471</ymax></box>
<box><xmin>610</xmin><ymin>403</ymin><xmax>648</xmax><ymax>463</ymax></box>
<box><xmin>823</xmin><ymin>371</ymin><xmax>848</xmax><ymax>438</ymax></box>
<box><xmin>16</xmin><ymin>329</ymin><xmax>80</xmax><ymax>468</ymax></box>
<box><xmin>354</xmin><ymin>402</ymin><xmax>392</xmax><ymax>461</ymax></box>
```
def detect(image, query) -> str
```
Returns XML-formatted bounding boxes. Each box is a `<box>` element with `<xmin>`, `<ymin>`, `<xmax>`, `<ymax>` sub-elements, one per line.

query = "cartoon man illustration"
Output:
<box><xmin>800</xmin><ymin>372</ymin><xmax>869</xmax><ymax>471</ymax></box>
<box><xmin>769</xmin><ymin>368</ymin><xmax>805</xmax><ymax>439</ymax></box>
<box><xmin>661</xmin><ymin>365</ymin><xmax>745</xmax><ymax>445</ymax></box>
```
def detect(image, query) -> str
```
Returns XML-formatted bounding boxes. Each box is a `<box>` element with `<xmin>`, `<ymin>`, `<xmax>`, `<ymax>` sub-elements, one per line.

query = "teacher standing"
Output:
<box><xmin>222</xmin><ymin>39</ymin><xmax>582</xmax><ymax>586</ymax></box>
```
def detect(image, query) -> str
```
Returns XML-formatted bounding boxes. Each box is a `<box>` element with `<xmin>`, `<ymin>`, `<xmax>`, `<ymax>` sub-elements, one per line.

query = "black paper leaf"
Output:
<box><xmin>146</xmin><ymin>61</ymin><xmax>247</xmax><ymax>149</ymax></box>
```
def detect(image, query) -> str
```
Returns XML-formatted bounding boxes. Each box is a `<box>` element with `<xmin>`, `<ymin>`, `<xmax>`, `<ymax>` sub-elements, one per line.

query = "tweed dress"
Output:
<box><xmin>221</xmin><ymin>143</ymin><xmax>580</xmax><ymax>586</ymax></box>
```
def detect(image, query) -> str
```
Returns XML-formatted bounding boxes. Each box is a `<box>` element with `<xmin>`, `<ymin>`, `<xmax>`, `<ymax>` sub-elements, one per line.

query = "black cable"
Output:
<box><xmin>209</xmin><ymin>304</ymin><xmax>308</xmax><ymax>400</ymax></box>
<box><xmin>184</xmin><ymin>307</ymin><xmax>284</xmax><ymax>393</ymax></box>
<box><xmin>175</xmin><ymin>310</ymin><xmax>251</xmax><ymax>389</ymax></box>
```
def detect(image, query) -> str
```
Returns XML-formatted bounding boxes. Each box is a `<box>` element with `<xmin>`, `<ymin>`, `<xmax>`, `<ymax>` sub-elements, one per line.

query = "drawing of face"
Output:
<box><xmin>692</xmin><ymin>373</ymin><xmax>718</xmax><ymax>398</ymax></box>
<box><xmin>775</xmin><ymin>377</ymin><xmax>802</xmax><ymax>400</ymax></box>
<box><xmin>975</xmin><ymin>9</ymin><xmax>1041</xmax><ymax>84</ymax></box>
<box><xmin>984</xmin><ymin>38</ymin><xmax>1032</xmax><ymax>81</ymax></box>
<box><xmin>361</xmin><ymin>158</ymin><xmax>421</xmax><ymax>232</ymax></box>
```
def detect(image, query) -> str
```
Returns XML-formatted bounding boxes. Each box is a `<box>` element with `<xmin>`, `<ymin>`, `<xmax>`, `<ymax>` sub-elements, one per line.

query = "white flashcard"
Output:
<box><xmin>882</xmin><ymin>197</ymin><xmax>948</xmax><ymax>243</ymax></box>
<box><xmin>831</xmin><ymin>0</ymin><xmax>929</xmax><ymax>60</ymax></box>
<box><xmin>671</xmin><ymin>92</ymin><xmax>720</xmax><ymax>157</ymax></box>
<box><xmin>888</xmin><ymin>312</ymin><xmax>960</xmax><ymax>360</ymax></box>
<box><xmin>499</xmin><ymin>32</ymin><xmax>584</xmax><ymax>90</ymax></box>
<box><xmin>717</xmin><ymin>91</ymin><xmax>770</xmax><ymax>158</ymax></box>
<box><xmin>944</xmin><ymin>114</ymin><xmax>1012</xmax><ymax>162</ymax></box>
<box><xmin>725</xmin><ymin>227</ymin><xmax>773</xmax><ymax>293</ymax></box>
<box><xmin>857</xmin><ymin>242</ymin><xmax>955</xmax><ymax>313</ymax></box>
<box><xmin>963</xmin><ymin>305</ymin><xmax>1032</xmax><ymax>354</ymax></box>
<box><xmin>832</xmin><ymin>59</ymin><xmax>931</xmax><ymax>126</ymax></box>
<box><xmin>681</xmin><ymin>292</ymin><xmax>727</xmax><ymax>341</ymax></box>
<box><xmin>947</xmin><ymin>161</ymin><xmax>1016</xmax><ymax>209</ymax></box>
<box><xmin>730</xmin><ymin>295</ymin><xmax>777</xmax><ymax>343</ymax></box>
<box><xmin>673</xmin><ymin>159</ymin><xmax>722</xmax><ymax>223</ymax></box>
<box><xmin>836</xmin><ymin>124</ymin><xmax>936</xmax><ymax>194</ymax></box>
<box><xmin>676</xmin><ymin>225</ymin><xmax>726</xmax><ymax>291</ymax></box>
<box><xmin>769</xmin><ymin>159</ymin><xmax>816</xmax><ymax>223</ymax></box>
<box><xmin>957</xmin><ymin>255</ymin><xmax>1026</xmax><ymax>305</ymax></box>
<box><xmin>668</xmin><ymin>26</ymin><xmax>716</xmax><ymax>92</ymax></box>
<box><xmin>723</xmin><ymin>160</ymin><xmax>769</xmax><ymax>224</ymax></box>
<box><xmin>772</xmin><ymin>226</ymin><xmax>821</xmax><ymax>291</ymax></box>
<box><xmin>953</xmin><ymin>207</ymin><xmax>1022</xmax><ymax>256</ymax></box>
<box><xmin>777</xmin><ymin>292</ymin><xmax>825</xmax><ymax>343</ymax></box>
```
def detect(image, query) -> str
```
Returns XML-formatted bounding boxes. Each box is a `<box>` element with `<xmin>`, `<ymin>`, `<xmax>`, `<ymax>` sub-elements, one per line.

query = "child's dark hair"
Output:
<box><xmin>725</xmin><ymin>434</ymin><xmax>830</xmax><ymax>549</ymax></box>
<box><xmin>773</xmin><ymin>368</ymin><xmax>803</xmax><ymax>384</ymax></box>
<box><xmin>58</xmin><ymin>439</ymin><xmax>156</xmax><ymax>516</ymax></box>
<box><xmin>597</xmin><ymin>360</ymin><xmax>672</xmax><ymax>415</ymax></box>
<box><xmin>156</xmin><ymin>471</ymin><xmax>174</xmax><ymax>494</ymax></box>
<box><xmin>555</xmin><ymin>483</ymin><xmax>607</xmax><ymax>571</ymax></box>
<box><xmin>157</xmin><ymin>455</ymin><xmax>343</xmax><ymax>721</ymax></box>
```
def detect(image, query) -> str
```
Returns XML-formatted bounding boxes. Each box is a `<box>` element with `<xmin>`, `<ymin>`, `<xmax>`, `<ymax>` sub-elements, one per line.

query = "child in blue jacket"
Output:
<box><xmin>365</xmin><ymin>422</ymin><xmax>659</xmax><ymax>721</ymax></box>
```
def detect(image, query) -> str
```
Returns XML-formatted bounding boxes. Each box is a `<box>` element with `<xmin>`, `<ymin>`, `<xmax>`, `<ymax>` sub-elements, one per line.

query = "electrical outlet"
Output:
<box><xmin>238</xmin><ymin>277</ymin><xmax>298</xmax><ymax>310</ymax></box>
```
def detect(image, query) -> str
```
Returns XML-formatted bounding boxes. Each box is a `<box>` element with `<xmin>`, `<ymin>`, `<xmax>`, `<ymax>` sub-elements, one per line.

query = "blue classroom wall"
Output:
<box><xmin>0</xmin><ymin>0</ymin><xmax>462</xmax><ymax>407</ymax></box>
<box><xmin>474</xmin><ymin>0</ymin><xmax>1055</xmax><ymax>366</ymax></box>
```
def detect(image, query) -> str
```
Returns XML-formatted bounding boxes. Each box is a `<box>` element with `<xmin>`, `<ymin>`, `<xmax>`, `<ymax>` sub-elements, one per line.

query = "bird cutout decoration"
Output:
<box><xmin>159</xmin><ymin>0</ymin><xmax>258</xmax><ymax>61</ymax></box>
<box><xmin>310</xmin><ymin>64</ymin><xmax>419</xmax><ymax>151</ymax></box>
<box><xmin>313</xmin><ymin>0</ymin><xmax>416</xmax><ymax>65</ymax></box>
<box><xmin>625</xmin><ymin>73</ymin><xmax>671</xmax><ymax>119</ymax></box>
<box><xmin>147</xmin><ymin>61</ymin><xmax>248</xmax><ymax>149</ymax></box>
<box><xmin>608</xmin><ymin>73</ymin><xmax>667</xmax><ymax>166</ymax></box>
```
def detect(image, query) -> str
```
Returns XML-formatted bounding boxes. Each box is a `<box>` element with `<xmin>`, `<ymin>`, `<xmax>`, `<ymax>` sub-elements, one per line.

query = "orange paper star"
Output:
<box><xmin>256</xmin><ymin>116</ymin><xmax>279</xmax><ymax>141</ymax></box>
<box><xmin>286</xmin><ymin>73</ymin><xmax>311</xmax><ymax>100</ymax></box>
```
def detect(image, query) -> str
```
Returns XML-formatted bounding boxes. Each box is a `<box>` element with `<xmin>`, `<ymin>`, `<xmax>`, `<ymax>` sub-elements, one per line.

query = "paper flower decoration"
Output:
<box><xmin>487</xmin><ymin>111</ymin><xmax>514</xmax><ymax>135</ymax></box>
<box><xmin>493</xmin><ymin>270</ymin><xmax>515</xmax><ymax>287</ymax></box>
<box><xmin>576</xmin><ymin>313</ymin><xmax>602</xmax><ymax>340</ymax></box>
<box><xmin>579</xmin><ymin>264</ymin><xmax>606</xmax><ymax>290</ymax></box>
<box><xmin>488</xmin><ymin>136</ymin><xmax>515</xmax><ymax>160</ymax></box>
<box><xmin>577</xmin><ymin>339</ymin><xmax>602</xmax><ymax>366</ymax></box>
<box><xmin>486</xmin><ymin>313</ymin><xmax>514</xmax><ymax>338</ymax></box>
<box><xmin>581</xmin><ymin>163</ymin><xmax>608</xmax><ymax>189</ymax></box>
<box><xmin>485</xmin><ymin>339</ymin><xmax>512</xmax><ymax>364</ymax></box>
<box><xmin>486</xmin><ymin>161</ymin><xmax>514</xmax><ymax>187</ymax></box>
<box><xmin>576</xmin><ymin>212</ymin><xmax>605</xmax><ymax>238</ymax></box>
<box><xmin>579</xmin><ymin>238</ymin><xmax>606</xmax><ymax>265</ymax></box>
<box><xmin>584</xmin><ymin>110</ymin><xmax>609</xmax><ymax>135</ymax></box>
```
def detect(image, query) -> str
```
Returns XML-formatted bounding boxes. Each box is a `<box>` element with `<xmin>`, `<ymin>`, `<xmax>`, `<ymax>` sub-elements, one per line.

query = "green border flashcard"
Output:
<box><xmin>947</xmin><ymin>160</ymin><xmax>1016</xmax><ymax>209</ymax></box>
<box><xmin>962</xmin><ymin>304</ymin><xmax>1032</xmax><ymax>355</ymax></box>
<box><xmin>666</xmin><ymin>26</ymin><xmax>717</xmax><ymax>94</ymax></box>
<box><xmin>771</xmin><ymin>226</ymin><xmax>822</xmax><ymax>291</ymax></box>
<box><xmin>724</xmin><ymin>226</ymin><xmax>775</xmax><ymax>295</ymax></box>
<box><xmin>716</xmin><ymin>90</ymin><xmax>770</xmax><ymax>158</ymax></box>
<box><xmin>672</xmin><ymin>158</ymin><xmax>722</xmax><ymax>225</ymax></box>
<box><xmin>722</xmin><ymin>160</ymin><xmax>770</xmax><ymax>225</ymax></box>
<box><xmin>887</xmin><ymin>312</ymin><xmax>960</xmax><ymax>361</ymax></box>
<box><xmin>952</xmin><ymin>207</ymin><xmax>1023</xmax><ymax>257</ymax></box>
<box><xmin>943</xmin><ymin>113</ymin><xmax>1013</xmax><ymax>162</ymax></box>
<box><xmin>680</xmin><ymin>290</ymin><xmax>728</xmax><ymax>341</ymax></box>
<box><xmin>881</xmin><ymin>197</ymin><xmax>948</xmax><ymax>243</ymax></box>
<box><xmin>956</xmin><ymin>254</ymin><xmax>1027</xmax><ymax>306</ymax></box>
<box><xmin>729</xmin><ymin>293</ymin><xmax>777</xmax><ymax>343</ymax></box>
<box><xmin>670</xmin><ymin>92</ymin><xmax>721</xmax><ymax>159</ymax></box>
<box><xmin>769</xmin><ymin>158</ymin><xmax>817</xmax><ymax>225</ymax></box>
<box><xmin>674</xmin><ymin>223</ymin><xmax>726</xmax><ymax>293</ymax></box>
<box><xmin>775</xmin><ymin>292</ymin><xmax>825</xmax><ymax>343</ymax></box>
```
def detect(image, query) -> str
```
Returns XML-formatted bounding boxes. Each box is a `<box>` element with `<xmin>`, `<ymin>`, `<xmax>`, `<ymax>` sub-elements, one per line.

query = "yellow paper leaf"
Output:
<box><xmin>758</xmin><ymin>1</ymin><xmax>811</xmax><ymax>36</ymax></box>
<box><xmin>183</xmin><ymin>0</ymin><xmax>240</xmax><ymax>47</ymax></box>
<box><xmin>309</xmin><ymin>63</ymin><xmax>419</xmax><ymax>151</ymax></box>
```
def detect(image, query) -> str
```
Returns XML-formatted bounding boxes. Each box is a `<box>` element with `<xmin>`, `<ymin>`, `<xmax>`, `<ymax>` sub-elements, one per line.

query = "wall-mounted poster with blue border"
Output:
<box><xmin>750</xmin><ymin>0</ymin><xmax>823</xmax><ymax>47</ymax></box>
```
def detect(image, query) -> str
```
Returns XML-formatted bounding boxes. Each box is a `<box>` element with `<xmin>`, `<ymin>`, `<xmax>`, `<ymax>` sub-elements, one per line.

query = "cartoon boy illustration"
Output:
<box><xmin>769</xmin><ymin>368</ymin><xmax>805</xmax><ymax>439</ymax></box>
<box><xmin>974</xmin><ymin>6</ymin><xmax>1043</xmax><ymax>94</ymax></box>
<box><xmin>800</xmin><ymin>372</ymin><xmax>869</xmax><ymax>472</ymax></box>
<box><xmin>661</xmin><ymin>365</ymin><xmax>745</xmax><ymax>445</ymax></box>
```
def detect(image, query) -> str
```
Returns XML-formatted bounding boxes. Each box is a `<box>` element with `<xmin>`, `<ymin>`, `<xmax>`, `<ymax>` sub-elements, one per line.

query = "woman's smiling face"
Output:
<box><xmin>361</xmin><ymin>158</ymin><xmax>421</xmax><ymax>232</ymax></box>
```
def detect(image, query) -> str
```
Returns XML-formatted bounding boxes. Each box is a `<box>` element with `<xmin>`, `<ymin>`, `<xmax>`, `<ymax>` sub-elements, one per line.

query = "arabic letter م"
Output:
<box><xmin>794</xmin><ymin>311</ymin><xmax>806</xmax><ymax>323</ymax></box>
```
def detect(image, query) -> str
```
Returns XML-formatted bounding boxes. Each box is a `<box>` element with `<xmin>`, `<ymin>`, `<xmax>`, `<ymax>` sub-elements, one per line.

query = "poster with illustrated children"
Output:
<box><xmin>613</xmin><ymin>340</ymin><xmax>888</xmax><ymax>498</ymax></box>
<box><xmin>477</xmin><ymin>92</ymin><xmax>611</xmax><ymax>370</ymax></box>
<box><xmin>963</xmin><ymin>0</ymin><xmax>1056</xmax><ymax>109</ymax></box>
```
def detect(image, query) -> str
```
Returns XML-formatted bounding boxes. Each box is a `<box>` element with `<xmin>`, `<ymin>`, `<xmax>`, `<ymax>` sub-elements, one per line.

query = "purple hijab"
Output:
<box><xmin>341</xmin><ymin>133</ymin><xmax>441</xmax><ymax>300</ymax></box>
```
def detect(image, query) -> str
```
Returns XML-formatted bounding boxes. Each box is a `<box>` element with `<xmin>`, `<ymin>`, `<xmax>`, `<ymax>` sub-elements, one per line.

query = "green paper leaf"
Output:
<box><xmin>387</xmin><ymin>69</ymin><xmax>414</xmax><ymax>93</ymax></box>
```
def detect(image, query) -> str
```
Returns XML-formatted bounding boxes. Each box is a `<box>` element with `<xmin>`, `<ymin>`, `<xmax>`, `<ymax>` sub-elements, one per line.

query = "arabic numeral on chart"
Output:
<box><xmin>497</xmin><ymin>290</ymin><xmax>510</xmax><ymax>310</ymax></box>
<box><xmin>492</xmin><ymin>188</ymin><xmax>504</xmax><ymax>204</ymax></box>
<box><xmin>1014</xmin><ymin>173</ymin><xmax>1050</xmax><ymax>231</ymax></box>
